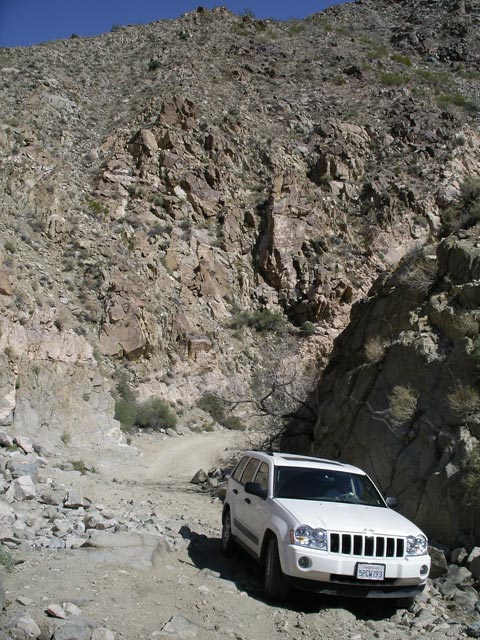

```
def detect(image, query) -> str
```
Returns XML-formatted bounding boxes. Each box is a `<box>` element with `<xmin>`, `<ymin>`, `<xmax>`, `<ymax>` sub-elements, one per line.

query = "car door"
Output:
<box><xmin>241</xmin><ymin>461</ymin><xmax>271</xmax><ymax>557</ymax></box>
<box><xmin>232</xmin><ymin>456</ymin><xmax>261</xmax><ymax>551</ymax></box>
<box><xmin>226</xmin><ymin>455</ymin><xmax>250</xmax><ymax>538</ymax></box>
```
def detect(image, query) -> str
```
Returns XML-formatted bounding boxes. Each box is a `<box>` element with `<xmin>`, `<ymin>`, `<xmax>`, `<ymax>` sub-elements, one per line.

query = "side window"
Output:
<box><xmin>240</xmin><ymin>457</ymin><xmax>260</xmax><ymax>485</ymax></box>
<box><xmin>254</xmin><ymin>462</ymin><xmax>269</xmax><ymax>494</ymax></box>
<box><xmin>232</xmin><ymin>456</ymin><xmax>249</xmax><ymax>482</ymax></box>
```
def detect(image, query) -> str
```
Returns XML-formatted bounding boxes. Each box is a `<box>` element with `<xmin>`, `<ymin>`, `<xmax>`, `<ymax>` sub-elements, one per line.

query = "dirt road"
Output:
<box><xmin>1</xmin><ymin>431</ymin><xmax>459</xmax><ymax>640</ymax></box>
<box><xmin>138</xmin><ymin>430</ymin><xmax>244</xmax><ymax>482</ymax></box>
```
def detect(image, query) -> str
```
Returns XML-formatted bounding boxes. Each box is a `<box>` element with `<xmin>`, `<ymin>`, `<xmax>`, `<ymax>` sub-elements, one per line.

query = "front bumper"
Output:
<box><xmin>281</xmin><ymin>543</ymin><xmax>429</xmax><ymax>599</ymax></box>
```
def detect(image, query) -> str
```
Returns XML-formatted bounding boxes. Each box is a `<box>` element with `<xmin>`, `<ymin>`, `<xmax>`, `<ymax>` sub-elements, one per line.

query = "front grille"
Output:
<box><xmin>329</xmin><ymin>533</ymin><xmax>405</xmax><ymax>558</ymax></box>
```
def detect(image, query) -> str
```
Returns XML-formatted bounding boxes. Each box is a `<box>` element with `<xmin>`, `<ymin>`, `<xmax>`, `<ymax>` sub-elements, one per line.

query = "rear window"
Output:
<box><xmin>231</xmin><ymin>456</ymin><xmax>249</xmax><ymax>482</ymax></box>
<box><xmin>240</xmin><ymin>457</ymin><xmax>261</xmax><ymax>484</ymax></box>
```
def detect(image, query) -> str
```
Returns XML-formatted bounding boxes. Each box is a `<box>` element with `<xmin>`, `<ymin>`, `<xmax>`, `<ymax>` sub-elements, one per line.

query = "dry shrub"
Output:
<box><xmin>389</xmin><ymin>385</ymin><xmax>419</xmax><ymax>422</ymax></box>
<box><xmin>452</xmin><ymin>312</ymin><xmax>479</xmax><ymax>338</ymax></box>
<box><xmin>448</xmin><ymin>384</ymin><xmax>480</xmax><ymax>418</ymax></box>
<box><xmin>364</xmin><ymin>336</ymin><xmax>387</xmax><ymax>363</ymax></box>
<box><xmin>462</xmin><ymin>445</ymin><xmax>480</xmax><ymax>509</ymax></box>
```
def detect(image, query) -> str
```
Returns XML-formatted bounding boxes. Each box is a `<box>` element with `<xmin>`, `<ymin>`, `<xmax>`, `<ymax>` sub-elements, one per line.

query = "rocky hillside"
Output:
<box><xmin>285</xmin><ymin>226</ymin><xmax>480</xmax><ymax>547</ymax></box>
<box><xmin>0</xmin><ymin>0</ymin><xmax>479</xmax><ymax>542</ymax></box>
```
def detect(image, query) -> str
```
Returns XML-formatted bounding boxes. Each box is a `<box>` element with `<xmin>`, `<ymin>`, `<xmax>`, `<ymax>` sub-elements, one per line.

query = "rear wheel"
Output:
<box><xmin>264</xmin><ymin>538</ymin><xmax>289</xmax><ymax>602</ymax></box>
<box><xmin>221</xmin><ymin>510</ymin><xmax>235</xmax><ymax>557</ymax></box>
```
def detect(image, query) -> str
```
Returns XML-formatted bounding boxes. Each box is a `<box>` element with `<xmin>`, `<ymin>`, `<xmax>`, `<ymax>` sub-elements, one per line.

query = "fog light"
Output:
<box><xmin>420</xmin><ymin>564</ymin><xmax>429</xmax><ymax>576</ymax></box>
<box><xmin>298</xmin><ymin>556</ymin><xmax>311</xmax><ymax>569</ymax></box>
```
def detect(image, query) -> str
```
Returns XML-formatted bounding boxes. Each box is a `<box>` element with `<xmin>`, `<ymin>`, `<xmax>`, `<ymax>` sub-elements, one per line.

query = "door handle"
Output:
<box><xmin>233</xmin><ymin>489</ymin><xmax>238</xmax><ymax>495</ymax></box>
<box><xmin>245</xmin><ymin>498</ymin><xmax>251</xmax><ymax>504</ymax></box>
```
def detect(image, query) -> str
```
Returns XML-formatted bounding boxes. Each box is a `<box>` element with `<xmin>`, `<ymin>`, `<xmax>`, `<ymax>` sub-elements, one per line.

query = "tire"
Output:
<box><xmin>264</xmin><ymin>538</ymin><xmax>289</xmax><ymax>602</ymax></box>
<box><xmin>221</xmin><ymin>510</ymin><xmax>235</xmax><ymax>557</ymax></box>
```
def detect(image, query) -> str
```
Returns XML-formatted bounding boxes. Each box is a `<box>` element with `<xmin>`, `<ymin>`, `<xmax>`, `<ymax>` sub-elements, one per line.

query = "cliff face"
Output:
<box><xmin>285</xmin><ymin>228</ymin><xmax>480</xmax><ymax>546</ymax></box>
<box><xmin>0</xmin><ymin>2</ymin><xmax>479</xmax><ymax>538</ymax></box>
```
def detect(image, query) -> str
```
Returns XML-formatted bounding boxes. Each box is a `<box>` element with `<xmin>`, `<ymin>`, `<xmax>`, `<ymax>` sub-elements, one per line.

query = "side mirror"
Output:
<box><xmin>386</xmin><ymin>496</ymin><xmax>399</xmax><ymax>508</ymax></box>
<box><xmin>244</xmin><ymin>482</ymin><xmax>267</xmax><ymax>499</ymax></box>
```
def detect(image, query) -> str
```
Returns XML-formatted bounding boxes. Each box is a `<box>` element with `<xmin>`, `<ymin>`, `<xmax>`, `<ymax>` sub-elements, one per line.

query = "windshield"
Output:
<box><xmin>275</xmin><ymin>467</ymin><xmax>386</xmax><ymax>507</ymax></box>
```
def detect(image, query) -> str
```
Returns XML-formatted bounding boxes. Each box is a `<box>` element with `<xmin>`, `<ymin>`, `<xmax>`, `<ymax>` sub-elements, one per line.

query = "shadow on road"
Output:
<box><xmin>179</xmin><ymin>525</ymin><xmax>399</xmax><ymax>620</ymax></box>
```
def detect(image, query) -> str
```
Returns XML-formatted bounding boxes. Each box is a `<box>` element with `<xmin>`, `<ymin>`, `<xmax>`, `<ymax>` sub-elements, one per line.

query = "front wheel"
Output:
<box><xmin>221</xmin><ymin>510</ymin><xmax>235</xmax><ymax>557</ymax></box>
<box><xmin>264</xmin><ymin>538</ymin><xmax>289</xmax><ymax>602</ymax></box>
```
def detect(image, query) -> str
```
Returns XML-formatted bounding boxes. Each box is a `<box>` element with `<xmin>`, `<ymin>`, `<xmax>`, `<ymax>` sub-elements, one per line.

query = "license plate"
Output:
<box><xmin>356</xmin><ymin>563</ymin><xmax>385</xmax><ymax>580</ymax></box>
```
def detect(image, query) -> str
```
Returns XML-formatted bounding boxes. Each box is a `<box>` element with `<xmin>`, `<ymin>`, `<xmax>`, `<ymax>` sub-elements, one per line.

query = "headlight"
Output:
<box><xmin>291</xmin><ymin>525</ymin><xmax>327</xmax><ymax>551</ymax></box>
<box><xmin>406</xmin><ymin>534</ymin><xmax>428</xmax><ymax>556</ymax></box>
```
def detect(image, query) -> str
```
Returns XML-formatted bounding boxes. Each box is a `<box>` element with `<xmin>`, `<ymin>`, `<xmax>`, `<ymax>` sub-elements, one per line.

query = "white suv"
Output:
<box><xmin>221</xmin><ymin>451</ymin><xmax>430</xmax><ymax>602</ymax></box>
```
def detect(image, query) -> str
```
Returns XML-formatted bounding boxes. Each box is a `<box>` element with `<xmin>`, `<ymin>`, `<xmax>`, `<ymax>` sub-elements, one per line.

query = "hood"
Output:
<box><xmin>275</xmin><ymin>499</ymin><xmax>424</xmax><ymax>537</ymax></box>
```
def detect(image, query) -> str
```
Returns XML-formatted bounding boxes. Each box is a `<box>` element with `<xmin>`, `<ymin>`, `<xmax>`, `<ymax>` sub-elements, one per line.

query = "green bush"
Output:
<box><xmin>115</xmin><ymin>396</ymin><xmax>177</xmax><ymax>432</ymax></box>
<box><xmin>301</xmin><ymin>321</ymin><xmax>316</xmax><ymax>337</ymax></box>
<box><xmin>250</xmin><ymin>309</ymin><xmax>285</xmax><ymax>331</ymax></box>
<box><xmin>440</xmin><ymin>177</ymin><xmax>480</xmax><ymax>234</ymax></box>
<box><xmin>229</xmin><ymin>307</ymin><xmax>285</xmax><ymax>332</ymax></box>
<box><xmin>367</xmin><ymin>44</ymin><xmax>389</xmax><ymax>60</ymax></box>
<box><xmin>197</xmin><ymin>393</ymin><xmax>227</xmax><ymax>424</ymax></box>
<box><xmin>287</xmin><ymin>24</ymin><xmax>305</xmax><ymax>36</ymax></box>
<box><xmin>114</xmin><ymin>398</ymin><xmax>137</xmax><ymax>432</ymax></box>
<box><xmin>136</xmin><ymin>397</ymin><xmax>177</xmax><ymax>430</ymax></box>
<box><xmin>223</xmin><ymin>416</ymin><xmax>246</xmax><ymax>431</ymax></box>
<box><xmin>115</xmin><ymin>372</ymin><xmax>136</xmax><ymax>403</ymax></box>
<box><xmin>380</xmin><ymin>72</ymin><xmax>409</xmax><ymax>86</ymax></box>
<box><xmin>391</xmin><ymin>54</ymin><xmax>412</xmax><ymax>66</ymax></box>
<box><xmin>415</xmin><ymin>69</ymin><xmax>453</xmax><ymax>91</ymax></box>
<box><xmin>87</xmin><ymin>199</ymin><xmax>107</xmax><ymax>216</ymax></box>
<box><xmin>148</xmin><ymin>59</ymin><xmax>161</xmax><ymax>71</ymax></box>
<box><xmin>437</xmin><ymin>92</ymin><xmax>478</xmax><ymax>113</ymax></box>
<box><xmin>196</xmin><ymin>393</ymin><xmax>245</xmax><ymax>430</ymax></box>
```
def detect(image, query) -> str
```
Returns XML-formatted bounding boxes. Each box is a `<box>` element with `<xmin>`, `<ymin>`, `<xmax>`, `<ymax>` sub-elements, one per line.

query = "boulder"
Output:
<box><xmin>468</xmin><ymin>547</ymin><xmax>480</xmax><ymax>564</ymax></box>
<box><xmin>454</xmin><ymin>588</ymin><xmax>479</xmax><ymax>609</ymax></box>
<box><xmin>7</xmin><ymin>455</ymin><xmax>40</xmax><ymax>481</ymax></box>
<box><xmin>5</xmin><ymin>613</ymin><xmax>41</xmax><ymax>639</ymax></box>
<box><xmin>446</xmin><ymin>564</ymin><xmax>473</xmax><ymax>586</ymax></box>
<box><xmin>52</xmin><ymin>616</ymin><xmax>95</xmax><ymax>640</ymax></box>
<box><xmin>13</xmin><ymin>435</ymin><xmax>34</xmax><ymax>454</ymax></box>
<box><xmin>6</xmin><ymin>475</ymin><xmax>36</xmax><ymax>501</ymax></box>
<box><xmin>46</xmin><ymin>604</ymin><xmax>66</xmax><ymax>619</ymax></box>
<box><xmin>0</xmin><ymin>431</ymin><xmax>13</xmax><ymax>447</ymax></box>
<box><xmin>99</xmin><ymin>280</ymin><xmax>155</xmax><ymax>360</ymax></box>
<box><xmin>451</xmin><ymin>547</ymin><xmax>468</xmax><ymax>565</ymax></box>
<box><xmin>190</xmin><ymin>469</ymin><xmax>208</xmax><ymax>484</ymax></box>
<box><xmin>64</xmin><ymin>489</ymin><xmax>90</xmax><ymax>509</ymax></box>
<box><xmin>470</xmin><ymin>555</ymin><xmax>480</xmax><ymax>581</ymax></box>
<box><xmin>0</xmin><ymin>499</ymin><xmax>15</xmax><ymax>538</ymax></box>
<box><xmin>437</xmin><ymin>579</ymin><xmax>458</xmax><ymax>600</ymax></box>
<box><xmin>467</xmin><ymin>621</ymin><xmax>480</xmax><ymax>639</ymax></box>
<box><xmin>429</xmin><ymin>546</ymin><xmax>448</xmax><ymax>578</ymax></box>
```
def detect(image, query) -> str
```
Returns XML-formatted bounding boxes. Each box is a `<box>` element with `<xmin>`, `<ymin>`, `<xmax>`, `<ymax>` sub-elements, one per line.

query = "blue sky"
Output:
<box><xmin>0</xmin><ymin>0</ymin><xmax>350</xmax><ymax>47</ymax></box>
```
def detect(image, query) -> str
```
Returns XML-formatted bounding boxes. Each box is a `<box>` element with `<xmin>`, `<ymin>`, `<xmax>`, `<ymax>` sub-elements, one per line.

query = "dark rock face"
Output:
<box><xmin>286</xmin><ymin>232</ymin><xmax>480</xmax><ymax>545</ymax></box>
